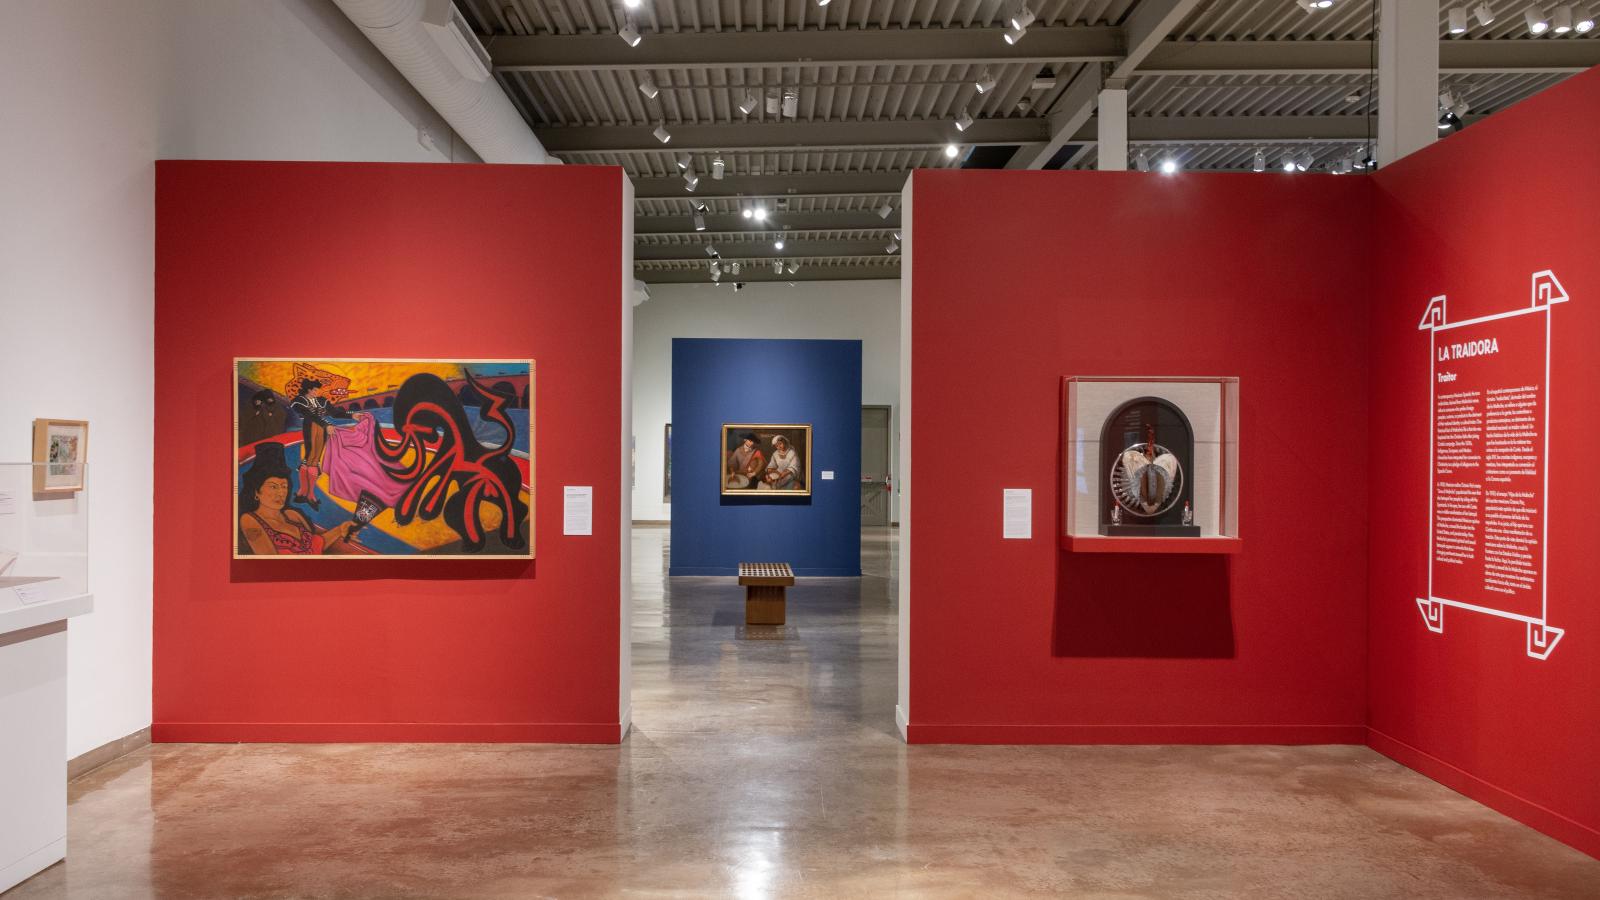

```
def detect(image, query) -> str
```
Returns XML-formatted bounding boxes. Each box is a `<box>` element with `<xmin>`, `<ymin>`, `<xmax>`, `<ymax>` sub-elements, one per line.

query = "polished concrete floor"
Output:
<box><xmin>11</xmin><ymin>526</ymin><xmax>1600</xmax><ymax>898</ymax></box>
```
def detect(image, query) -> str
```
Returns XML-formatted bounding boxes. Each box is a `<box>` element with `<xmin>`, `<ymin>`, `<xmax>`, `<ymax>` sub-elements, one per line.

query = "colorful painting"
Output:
<box><xmin>234</xmin><ymin>359</ymin><xmax>533</xmax><ymax>559</ymax></box>
<box><xmin>721</xmin><ymin>424</ymin><xmax>811</xmax><ymax>497</ymax></box>
<box><xmin>32</xmin><ymin>418</ymin><xmax>88</xmax><ymax>494</ymax></box>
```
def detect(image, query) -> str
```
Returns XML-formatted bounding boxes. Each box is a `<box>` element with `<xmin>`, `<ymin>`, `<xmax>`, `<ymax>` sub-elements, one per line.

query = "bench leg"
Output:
<box><xmin>745</xmin><ymin>585</ymin><xmax>786</xmax><ymax>625</ymax></box>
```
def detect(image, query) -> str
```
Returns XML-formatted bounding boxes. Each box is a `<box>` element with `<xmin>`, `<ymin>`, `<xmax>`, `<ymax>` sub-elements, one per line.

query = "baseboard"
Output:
<box><xmin>68</xmin><ymin>726</ymin><xmax>151</xmax><ymax>780</ymax></box>
<box><xmin>895</xmin><ymin>705</ymin><xmax>909</xmax><ymax>741</ymax></box>
<box><xmin>1367</xmin><ymin>728</ymin><xmax>1600</xmax><ymax>860</ymax></box>
<box><xmin>668</xmin><ymin>566</ymin><xmax>863</xmax><ymax>577</ymax></box>
<box><xmin>152</xmin><ymin>721</ymin><xmax>626</xmax><ymax>744</ymax></box>
<box><xmin>631</xmin><ymin>520</ymin><xmax>669</xmax><ymax>526</ymax></box>
<box><xmin>903</xmin><ymin>723</ymin><xmax>1368</xmax><ymax>745</ymax></box>
<box><xmin>0</xmin><ymin>837</ymin><xmax>64</xmax><ymax>895</ymax></box>
<box><xmin>618</xmin><ymin>705</ymin><xmax>633</xmax><ymax>741</ymax></box>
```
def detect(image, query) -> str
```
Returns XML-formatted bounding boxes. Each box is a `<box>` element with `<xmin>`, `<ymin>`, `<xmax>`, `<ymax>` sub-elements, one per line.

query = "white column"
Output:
<box><xmin>1097</xmin><ymin>84</ymin><xmax>1128</xmax><ymax>171</ymax></box>
<box><xmin>1377</xmin><ymin>0</ymin><xmax>1439</xmax><ymax>166</ymax></box>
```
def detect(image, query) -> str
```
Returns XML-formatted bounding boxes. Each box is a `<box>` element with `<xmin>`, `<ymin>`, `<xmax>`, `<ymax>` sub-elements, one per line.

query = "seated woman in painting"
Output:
<box><xmin>758</xmin><ymin>434</ymin><xmax>802</xmax><ymax>491</ymax></box>
<box><xmin>237</xmin><ymin>443</ymin><xmax>369</xmax><ymax>556</ymax></box>
<box><xmin>725</xmin><ymin>432</ymin><xmax>765</xmax><ymax>490</ymax></box>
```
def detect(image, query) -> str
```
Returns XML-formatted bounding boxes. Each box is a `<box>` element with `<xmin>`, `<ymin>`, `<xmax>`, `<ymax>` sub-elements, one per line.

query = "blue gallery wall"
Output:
<box><xmin>670</xmin><ymin>338</ymin><xmax>862</xmax><ymax>576</ymax></box>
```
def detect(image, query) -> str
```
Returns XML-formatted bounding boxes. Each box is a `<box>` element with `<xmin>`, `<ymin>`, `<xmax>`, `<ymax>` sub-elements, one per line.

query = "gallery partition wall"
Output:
<box><xmin>898</xmin><ymin>65</ymin><xmax>1600</xmax><ymax>858</ymax></box>
<box><xmin>153</xmin><ymin>161</ymin><xmax>633</xmax><ymax>743</ymax></box>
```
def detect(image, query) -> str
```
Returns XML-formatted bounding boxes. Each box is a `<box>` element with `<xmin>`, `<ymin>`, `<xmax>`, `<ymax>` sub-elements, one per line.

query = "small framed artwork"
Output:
<box><xmin>721</xmin><ymin>424</ymin><xmax>812</xmax><ymax>497</ymax></box>
<box><xmin>33</xmin><ymin>418</ymin><xmax>89</xmax><ymax>495</ymax></box>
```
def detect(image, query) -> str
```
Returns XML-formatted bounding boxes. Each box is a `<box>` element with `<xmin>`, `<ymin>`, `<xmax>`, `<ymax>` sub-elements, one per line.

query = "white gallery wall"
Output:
<box><xmin>0</xmin><ymin>0</ymin><xmax>470</xmax><ymax>759</ymax></box>
<box><xmin>631</xmin><ymin>280</ymin><xmax>902</xmax><ymax>523</ymax></box>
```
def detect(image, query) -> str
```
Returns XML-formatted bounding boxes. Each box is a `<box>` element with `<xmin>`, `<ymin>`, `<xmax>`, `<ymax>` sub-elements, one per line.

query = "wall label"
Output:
<box><xmin>1416</xmin><ymin>270</ymin><xmax>1567</xmax><ymax>659</ymax></box>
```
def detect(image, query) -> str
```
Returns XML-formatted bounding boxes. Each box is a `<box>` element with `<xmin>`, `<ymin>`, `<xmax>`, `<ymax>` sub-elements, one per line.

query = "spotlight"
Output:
<box><xmin>1452</xmin><ymin>99</ymin><xmax>1471</xmax><ymax>118</ymax></box>
<box><xmin>782</xmin><ymin>88</ymin><xmax>798</xmax><ymax>118</ymax></box>
<box><xmin>1579</xmin><ymin>11</ymin><xmax>1597</xmax><ymax>31</ymax></box>
<box><xmin>741</xmin><ymin>206</ymin><xmax>752</xmax><ymax>219</ymax></box>
<box><xmin>1553</xmin><ymin>5</ymin><xmax>1575</xmax><ymax>31</ymax></box>
<box><xmin>1004</xmin><ymin>24</ymin><xmax>1027</xmax><ymax>43</ymax></box>
<box><xmin>1526</xmin><ymin>6</ymin><xmax>1550</xmax><ymax>32</ymax></box>
<box><xmin>943</xmin><ymin>142</ymin><xmax>960</xmax><ymax>159</ymax></box>
<box><xmin>893</xmin><ymin>231</ymin><xmax>902</xmax><ymax>241</ymax></box>
<box><xmin>773</xmin><ymin>260</ymin><xmax>783</xmax><ymax>274</ymax></box>
<box><xmin>653</xmin><ymin>122</ymin><xmax>671</xmax><ymax>143</ymax></box>
<box><xmin>1010</xmin><ymin>4</ymin><xmax>1035</xmax><ymax>28</ymax></box>
<box><xmin>876</xmin><ymin>203</ymin><xmax>894</xmax><ymax>219</ymax></box>
<box><xmin>675</xmin><ymin>152</ymin><xmax>691</xmax><ymax>170</ymax></box>
<box><xmin>1448</xmin><ymin>6</ymin><xmax>1469</xmax><ymax>32</ymax></box>
<box><xmin>765</xmin><ymin>88</ymin><xmax>781</xmax><ymax>115</ymax></box>
<box><xmin>711</xmin><ymin>156</ymin><xmax>725</xmax><ymax>179</ymax></box>
<box><xmin>1474</xmin><ymin>2</ymin><xmax>1495</xmax><ymax>24</ymax></box>
<box><xmin>618</xmin><ymin>20</ymin><xmax>642</xmax><ymax>46</ymax></box>
<box><xmin>1296</xmin><ymin>0</ymin><xmax>1333</xmax><ymax>9</ymax></box>
<box><xmin>975</xmin><ymin>70</ymin><xmax>997</xmax><ymax>93</ymax></box>
<box><xmin>1283</xmin><ymin>157</ymin><xmax>1298</xmax><ymax>173</ymax></box>
<box><xmin>818</xmin><ymin>0</ymin><xmax>831</xmax><ymax>5</ymax></box>
<box><xmin>1252</xmin><ymin>149</ymin><xmax>1267</xmax><ymax>172</ymax></box>
<box><xmin>638</xmin><ymin>75</ymin><xmax>659</xmax><ymax>99</ymax></box>
<box><xmin>710</xmin><ymin>268</ymin><xmax>721</xmax><ymax>283</ymax></box>
<box><xmin>955</xmin><ymin>108</ymin><xmax>974</xmax><ymax>132</ymax></box>
<box><xmin>885</xmin><ymin>239</ymin><xmax>900</xmax><ymax>254</ymax></box>
<box><xmin>752</xmin><ymin>204</ymin><xmax>767</xmax><ymax>222</ymax></box>
<box><xmin>705</xmin><ymin>245</ymin><xmax>718</xmax><ymax>256</ymax></box>
<box><xmin>684</xmin><ymin>172</ymin><xmax>699</xmax><ymax>191</ymax></box>
<box><xmin>693</xmin><ymin>212</ymin><xmax>706</xmax><ymax>232</ymax></box>
<box><xmin>730</xmin><ymin>261</ymin><xmax>741</xmax><ymax>275</ymax></box>
<box><xmin>738</xmin><ymin>90</ymin><xmax>758</xmax><ymax>116</ymax></box>
<box><xmin>786</xmin><ymin>262</ymin><xmax>799</xmax><ymax>275</ymax></box>
<box><xmin>774</xmin><ymin>238</ymin><xmax>785</xmax><ymax>250</ymax></box>
<box><xmin>1134</xmin><ymin>151</ymin><xmax>1150</xmax><ymax>172</ymax></box>
<box><xmin>1159</xmin><ymin>158</ymin><xmax>1179</xmax><ymax>175</ymax></box>
<box><xmin>624</xmin><ymin>0</ymin><xmax>641</xmax><ymax>7</ymax></box>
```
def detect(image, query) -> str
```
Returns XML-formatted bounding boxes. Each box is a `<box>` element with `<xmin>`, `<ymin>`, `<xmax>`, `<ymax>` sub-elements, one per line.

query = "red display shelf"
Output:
<box><xmin>1061</xmin><ymin>535</ymin><xmax>1243</xmax><ymax>555</ymax></box>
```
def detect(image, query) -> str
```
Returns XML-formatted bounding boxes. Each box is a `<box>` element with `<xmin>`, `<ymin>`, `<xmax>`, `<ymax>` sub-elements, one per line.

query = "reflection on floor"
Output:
<box><xmin>12</xmin><ymin>526</ymin><xmax>1599</xmax><ymax>898</ymax></box>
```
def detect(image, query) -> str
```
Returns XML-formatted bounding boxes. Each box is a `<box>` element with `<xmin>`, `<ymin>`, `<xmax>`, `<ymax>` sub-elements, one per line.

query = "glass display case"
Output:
<box><xmin>0</xmin><ymin>462</ymin><xmax>90</xmax><ymax>614</ymax></box>
<box><xmin>1060</xmin><ymin>377</ymin><xmax>1241</xmax><ymax>554</ymax></box>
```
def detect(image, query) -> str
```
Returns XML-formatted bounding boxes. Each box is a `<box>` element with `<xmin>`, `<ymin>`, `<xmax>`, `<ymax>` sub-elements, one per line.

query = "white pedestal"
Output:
<box><xmin>0</xmin><ymin>578</ymin><xmax>92</xmax><ymax>894</ymax></box>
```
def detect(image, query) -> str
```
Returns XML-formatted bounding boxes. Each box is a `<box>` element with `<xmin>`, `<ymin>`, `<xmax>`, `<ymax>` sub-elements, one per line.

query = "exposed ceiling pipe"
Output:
<box><xmin>332</xmin><ymin>0</ymin><xmax>554</xmax><ymax>164</ymax></box>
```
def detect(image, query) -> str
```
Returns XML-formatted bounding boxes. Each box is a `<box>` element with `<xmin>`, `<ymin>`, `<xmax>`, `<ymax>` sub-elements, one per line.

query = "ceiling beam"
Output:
<box><xmin>536</xmin><ymin>118</ymin><xmax>1049</xmax><ymax>153</ymax></box>
<box><xmin>636</xmin><ymin>213</ymin><xmax>898</xmax><ymax>233</ymax></box>
<box><xmin>639</xmin><ymin>267</ymin><xmax>900</xmax><ymax>284</ymax></box>
<box><xmin>1013</xmin><ymin>56</ymin><xmax>1101</xmax><ymax>168</ymax></box>
<box><xmin>548</xmin><ymin>115</ymin><xmax>1381</xmax><ymax>154</ymax></box>
<box><xmin>631</xmin><ymin>171</ymin><xmax>908</xmax><ymax>199</ymax></box>
<box><xmin>1110</xmin><ymin>0</ymin><xmax>1206</xmax><ymax>81</ymax></box>
<box><xmin>488</xmin><ymin>27</ymin><xmax>1122</xmax><ymax>72</ymax></box>
<box><xmin>636</xmin><ymin>239</ymin><xmax>895</xmax><ymax>261</ymax></box>
<box><xmin>1140</xmin><ymin>39</ymin><xmax>1600</xmax><ymax>76</ymax></box>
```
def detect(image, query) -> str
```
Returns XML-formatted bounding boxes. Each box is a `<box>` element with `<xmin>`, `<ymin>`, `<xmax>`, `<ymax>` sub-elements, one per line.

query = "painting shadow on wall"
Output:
<box><xmin>231</xmin><ymin>558</ymin><xmax>534</xmax><ymax>585</ymax></box>
<box><xmin>719</xmin><ymin>494</ymin><xmax>813</xmax><ymax>508</ymax></box>
<box><xmin>1052</xmin><ymin>553</ymin><xmax>1233</xmax><ymax>658</ymax></box>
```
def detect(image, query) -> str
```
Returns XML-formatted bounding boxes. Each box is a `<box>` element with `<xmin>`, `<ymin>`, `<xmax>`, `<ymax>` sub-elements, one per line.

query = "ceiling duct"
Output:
<box><xmin>332</xmin><ymin>0</ymin><xmax>553</xmax><ymax>163</ymax></box>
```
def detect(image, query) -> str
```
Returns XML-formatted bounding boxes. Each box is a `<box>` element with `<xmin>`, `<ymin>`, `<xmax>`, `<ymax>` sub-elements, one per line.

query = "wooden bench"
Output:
<box><xmin>738</xmin><ymin>562</ymin><xmax>795</xmax><ymax>625</ymax></box>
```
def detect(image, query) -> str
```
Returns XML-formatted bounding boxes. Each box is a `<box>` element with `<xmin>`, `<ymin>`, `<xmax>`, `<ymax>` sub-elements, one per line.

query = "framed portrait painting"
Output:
<box><xmin>32</xmin><ymin>418</ymin><xmax>88</xmax><ymax>495</ymax></box>
<box><xmin>234</xmin><ymin>358</ymin><xmax>534</xmax><ymax>559</ymax></box>
<box><xmin>721</xmin><ymin>424</ymin><xmax>812</xmax><ymax>497</ymax></box>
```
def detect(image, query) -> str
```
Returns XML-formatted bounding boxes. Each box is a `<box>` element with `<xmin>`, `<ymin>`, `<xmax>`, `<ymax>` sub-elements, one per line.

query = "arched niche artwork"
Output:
<box><xmin>1098</xmin><ymin>396</ymin><xmax>1201</xmax><ymax>537</ymax></box>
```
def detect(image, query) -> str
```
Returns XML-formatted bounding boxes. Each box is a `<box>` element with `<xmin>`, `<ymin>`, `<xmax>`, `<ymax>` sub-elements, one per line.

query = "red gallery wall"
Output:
<box><xmin>905</xmin><ymin>168</ymin><xmax>1374</xmax><ymax>743</ymax></box>
<box><xmin>154</xmin><ymin>161</ymin><xmax>627</xmax><ymax>742</ymax></box>
<box><xmin>1367</xmin><ymin>68</ymin><xmax>1600</xmax><ymax>856</ymax></box>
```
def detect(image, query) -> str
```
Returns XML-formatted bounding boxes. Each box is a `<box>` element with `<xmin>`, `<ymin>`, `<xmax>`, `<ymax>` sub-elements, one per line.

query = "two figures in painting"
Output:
<box><xmin>235</xmin><ymin>360</ymin><xmax>533</xmax><ymax>558</ymax></box>
<box><xmin>723</xmin><ymin>426</ymin><xmax>809</xmax><ymax>495</ymax></box>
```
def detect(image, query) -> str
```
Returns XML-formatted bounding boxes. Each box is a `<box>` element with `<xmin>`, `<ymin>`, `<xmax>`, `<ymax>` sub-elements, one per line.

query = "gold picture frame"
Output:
<box><xmin>720</xmin><ymin>423</ymin><xmax>812</xmax><ymax>497</ymax></box>
<box><xmin>233</xmin><ymin>358</ymin><xmax>535</xmax><ymax>560</ymax></box>
<box><xmin>32</xmin><ymin>418</ymin><xmax>88</xmax><ymax>495</ymax></box>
